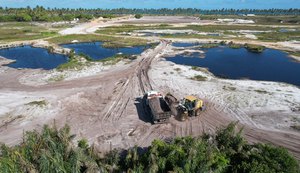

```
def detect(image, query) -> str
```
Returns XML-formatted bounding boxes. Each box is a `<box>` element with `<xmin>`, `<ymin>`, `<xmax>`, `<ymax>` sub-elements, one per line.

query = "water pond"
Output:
<box><xmin>61</xmin><ymin>42</ymin><xmax>147</xmax><ymax>60</ymax></box>
<box><xmin>166</xmin><ymin>46</ymin><xmax>300</xmax><ymax>86</ymax></box>
<box><xmin>0</xmin><ymin>46</ymin><xmax>68</xmax><ymax>70</ymax></box>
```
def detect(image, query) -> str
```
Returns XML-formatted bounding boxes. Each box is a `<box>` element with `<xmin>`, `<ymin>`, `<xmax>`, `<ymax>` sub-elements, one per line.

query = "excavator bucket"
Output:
<box><xmin>176</xmin><ymin>105</ymin><xmax>188</xmax><ymax>121</ymax></box>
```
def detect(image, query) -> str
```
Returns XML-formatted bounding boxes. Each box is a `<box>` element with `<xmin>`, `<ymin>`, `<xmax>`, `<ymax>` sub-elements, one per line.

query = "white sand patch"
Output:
<box><xmin>19</xmin><ymin>61</ymin><xmax>129</xmax><ymax>86</ymax></box>
<box><xmin>217</xmin><ymin>19</ymin><xmax>255</xmax><ymax>24</ymax></box>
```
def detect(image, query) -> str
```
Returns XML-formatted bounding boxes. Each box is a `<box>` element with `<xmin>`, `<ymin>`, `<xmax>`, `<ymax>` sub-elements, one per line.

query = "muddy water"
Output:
<box><xmin>0</xmin><ymin>46</ymin><xmax>68</xmax><ymax>70</ymax></box>
<box><xmin>166</xmin><ymin>46</ymin><xmax>300</xmax><ymax>86</ymax></box>
<box><xmin>61</xmin><ymin>42</ymin><xmax>147</xmax><ymax>60</ymax></box>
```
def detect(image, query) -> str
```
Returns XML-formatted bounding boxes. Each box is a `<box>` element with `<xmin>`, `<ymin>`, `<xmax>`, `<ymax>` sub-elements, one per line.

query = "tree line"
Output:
<box><xmin>0</xmin><ymin>122</ymin><xmax>299</xmax><ymax>173</ymax></box>
<box><xmin>0</xmin><ymin>6</ymin><xmax>299</xmax><ymax>22</ymax></box>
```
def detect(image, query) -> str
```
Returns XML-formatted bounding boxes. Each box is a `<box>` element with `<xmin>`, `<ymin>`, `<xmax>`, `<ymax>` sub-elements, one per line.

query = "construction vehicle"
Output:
<box><xmin>178</xmin><ymin>95</ymin><xmax>205</xmax><ymax>116</ymax></box>
<box><xmin>145</xmin><ymin>91</ymin><xmax>171</xmax><ymax>124</ymax></box>
<box><xmin>165</xmin><ymin>93</ymin><xmax>205</xmax><ymax>121</ymax></box>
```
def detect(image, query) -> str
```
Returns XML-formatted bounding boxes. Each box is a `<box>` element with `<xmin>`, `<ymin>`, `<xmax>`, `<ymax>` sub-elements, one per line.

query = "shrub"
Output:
<box><xmin>134</xmin><ymin>14</ymin><xmax>143</xmax><ymax>19</ymax></box>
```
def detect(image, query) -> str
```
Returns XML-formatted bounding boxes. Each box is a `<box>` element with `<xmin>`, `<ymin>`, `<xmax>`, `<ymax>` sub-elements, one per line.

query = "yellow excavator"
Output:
<box><xmin>165</xmin><ymin>94</ymin><xmax>205</xmax><ymax>121</ymax></box>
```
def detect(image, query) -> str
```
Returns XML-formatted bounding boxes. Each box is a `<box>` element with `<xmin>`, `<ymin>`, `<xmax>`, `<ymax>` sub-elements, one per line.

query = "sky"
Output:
<box><xmin>0</xmin><ymin>0</ymin><xmax>299</xmax><ymax>9</ymax></box>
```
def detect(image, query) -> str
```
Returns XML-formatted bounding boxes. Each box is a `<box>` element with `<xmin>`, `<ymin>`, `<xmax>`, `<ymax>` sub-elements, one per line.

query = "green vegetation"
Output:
<box><xmin>174</xmin><ymin>67</ymin><xmax>181</xmax><ymax>72</ymax></box>
<box><xmin>191</xmin><ymin>75</ymin><xmax>207</xmax><ymax>81</ymax></box>
<box><xmin>0</xmin><ymin>6</ymin><xmax>93</xmax><ymax>22</ymax></box>
<box><xmin>0</xmin><ymin>22</ymin><xmax>58</xmax><ymax>42</ymax></box>
<box><xmin>101</xmin><ymin>14</ymin><xmax>116</xmax><ymax>19</ymax></box>
<box><xmin>223</xmin><ymin>86</ymin><xmax>237</xmax><ymax>91</ymax></box>
<box><xmin>254</xmin><ymin>89</ymin><xmax>269</xmax><ymax>94</ymax></box>
<box><xmin>134</xmin><ymin>14</ymin><xmax>143</xmax><ymax>19</ymax></box>
<box><xmin>257</xmin><ymin>30</ymin><xmax>300</xmax><ymax>42</ymax></box>
<box><xmin>0</xmin><ymin>7</ymin><xmax>299</xmax><ymax>23</ymax></box>
<box><xmin>184</xmin><ymin>24</ymin><xmax>273</xmax><ymax>32</ymax></box>
<box><xmin>26</xmin><ymin>100</ymin><xmax>47</xmax><ymax>107</ymax></box>
<box><xmin>199</xmin><ymin>15</ymin><xmax>300</xmax><ymax>25</ymax></box>
<box><xmin>244</xmin><ymin>44</ymin><xmax>265</xmax><ymax>53</ymax></box>
<box><xmin>202</xmin><ymin>43</ymin><xmax>220</xmax><ymax>48</ymax></box>
<box><xmin>228</xmin><ymin>42</ymin><xmax>243</xmax><ymax>49</ymax></box>
<box><xmin>47</xmin><ymin>34</ymin><xmax>114</xmax><ymax>44</ymax></box>
<box><xmin>47</xmin><ymin>34</ymin><xmax>148</xmax><ymax>48</ymax></box>
<box><xmin>191</xmin><ymin>66</ymin><xmax>210</xmax><ymax>74</ymax></box>
<box><xmin>56</xmin><ymin>50</ymin><xmax>86</xmax><ymax>71</ymax></box>
<box><xmin>100</xmin><ymin>54</ymin><xmax>137</xmax><ymax>65</ymax></box>
<box><xmin>48</xmin><ymin>74</ymin><xmax>65</xmax><ymax>82</ymax></box>
<box><xmin>291</xmin><ymin>125</ymin><xmax>300</xmax><ymax>131</ymax></box>
<box><xmin>191</xmin><ymin>66</ymin><xmax>202</xmax><ymax>71</ymax></box>
<box><xmin>158</xmin><ymin>24</ymin><xmax>299</xmax><ymax>42</ymax></box>
<box><xmin>97</xmin><ymin>24</ymin><xmax>171</xmax><ymax>35</ymax></box>
<box><xmin>0</xmin><ymin>122</ymin><xmax>299</xmax><ymax>173</ymax></box>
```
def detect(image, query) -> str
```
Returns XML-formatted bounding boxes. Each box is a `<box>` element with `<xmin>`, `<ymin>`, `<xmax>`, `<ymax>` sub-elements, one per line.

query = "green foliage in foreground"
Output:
<box><xmin>0</xmin><ymin>123</ymin><xmax>299</xmax><ymax>173</ymax></box>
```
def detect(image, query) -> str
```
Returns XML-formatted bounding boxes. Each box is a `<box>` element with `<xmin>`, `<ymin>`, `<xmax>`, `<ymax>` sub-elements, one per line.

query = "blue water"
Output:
<box><xmin>61</xmin><ymin>42</ymin><xmax>147</xmax><ymax>60</ymax></box>
<box><xmin>0</xmin><ymin>46</ymin><xmax>68</xmax><ymax>70</ymax></box>
<box><xmin>172</xmin><ymin>42</ymin><xmax>201</xmax><ymax>47</ymax></box>
<box><xmin>166</xmin><ymin>46</ymin><xmax>300</xmax><ymax>86</ymax></box>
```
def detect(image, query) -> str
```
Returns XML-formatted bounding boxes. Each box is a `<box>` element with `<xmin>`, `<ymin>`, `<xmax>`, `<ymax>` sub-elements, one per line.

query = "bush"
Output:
<box><xmin>0</xmin><ymin>123</ymin><xmax>299</xmax><ymax>173</ymax></box>
<box><xmin>134</xmin><ymin>14</ymin><xmax>143</xmax><ymax>19</ymax></box>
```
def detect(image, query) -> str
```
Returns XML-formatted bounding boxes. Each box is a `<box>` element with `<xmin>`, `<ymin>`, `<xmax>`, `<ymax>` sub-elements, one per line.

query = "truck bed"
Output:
<box><xmin>148</xmin><ymin>97</ymin><xmax>171</xmax><ymax>122</ymax></box>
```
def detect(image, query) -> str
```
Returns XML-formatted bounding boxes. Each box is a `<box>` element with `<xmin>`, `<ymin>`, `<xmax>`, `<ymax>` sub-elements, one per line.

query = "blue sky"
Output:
<box><xmin>0</xmin><ymin>0</ymin><xmax>299</xmax><ymax>9</ymax></box>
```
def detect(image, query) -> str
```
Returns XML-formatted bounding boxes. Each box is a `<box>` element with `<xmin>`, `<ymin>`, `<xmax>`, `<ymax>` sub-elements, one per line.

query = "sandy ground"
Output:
<box><xmin>59</xmin><ymin>16</ymin><xmax>134</xmax><ymax>35</ymax></box>
<box><xmin>120</xmin><ymin>16</ymin><xmax>208</xmax><ymax>24</ymax></box>
<box><xmin>0</xmin><ymin>17</ymin><xmax>300</xmax><ymax>159</ymax></box>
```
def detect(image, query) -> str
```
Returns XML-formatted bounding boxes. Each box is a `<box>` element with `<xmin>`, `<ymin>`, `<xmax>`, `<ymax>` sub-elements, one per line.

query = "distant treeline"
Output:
<box><xmin>0</xmin><ymin>6</ymin><xmax>299</xmax><ymax>22</ymax></box>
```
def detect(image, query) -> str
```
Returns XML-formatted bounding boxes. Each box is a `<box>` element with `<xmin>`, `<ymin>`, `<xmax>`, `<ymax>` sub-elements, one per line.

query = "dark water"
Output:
<box><xmin>0</xmin><ymin>46</ymin><xmax>68</xmax><ymax>70</ymax></box>
<box><xmin>61</xmin><ymin>42</ymin><xmax>147</xmax><ymax>60</ymax></box>
<box><xmin>172</xmin><ymin>42</ymin><xmax>201</xmax><ymax>47</ymax></box>
<box><xmin>166</xmin><ymin>46</ymin><xmax>300</xmax><ymax>86</ymax></box>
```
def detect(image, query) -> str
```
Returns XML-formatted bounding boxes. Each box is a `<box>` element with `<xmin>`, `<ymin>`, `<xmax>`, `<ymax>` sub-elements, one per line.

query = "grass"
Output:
<box><xmin>191</xmin><ymin>66</ymin><xmax>210</xmax><ymax>74</ymax></box>
<box><xmin>191</xmin><ymin>75</ymin><xmax>207</xmax><ymax>81</ymax></box>
<box><xmin>244</xmin><ymin>44</ymin><xmax>265</xmax><ymax>53</ymax></box>
<box><xmin>183</xmin><ymin>24</ymin><xmax>273</xmax><ymax>32</ymax></box>
<box><xmin>223</xmin><ymin>86</ymin><xmax>237</xmax><ymax>91</ymax></box>
<box><xmin>56</xmin><ymin>56</ymin><xmax>86</xmax><ymax>71</ymax></box>
<box><xmin>47</xmin><ymin>34</ymin><xmax>148</xmax><ymax>48</ymax></box>
<box><xmin>291</xmin><ymin>125</ymin><xmax>300</xmax><ymax>131</ymax></box>
<box><xmin>156</xmin><ymin>23</ymin><xmax>299</xmax><ymax>42</ymax></box>
<box><xmin>228</xmin><ymin>43</ymin><xmax>243</xmax><ymax>49</ymax></box>
<box><xmin>47</xmin><ymin>34</ymin><xmax>115</xmax><ymax>44</ymax></box>
<box><xmin>174</xmin><ymin>67</ymin><xmax>181</xmax><ymax>72</ymax></box>
<box><xmin>48</xmin><ymin>74</ymin><xmax>65</xmax><ymax>82</ymax></box>
<box><xmin>96</xmin><ymin>24</ymin><xmax>172</xmax><ymax>35</ymax></box>
<box><xmin>257</xmin><ymin>30</ymin><xmax>300</xmax><ymax>42</ymax></box>
<box><xmin>26</xmin><ymin>100</ymin><xmax>47</xmax><ymax>107</ymax></box>
<box><xmin>254</xmin><ymin>89</ymin><xmax>268</xmax><ymax>94</ymax></box>
<box><xmin>0</xmin><ymin>22</ymin><xmax>58</xmax><ymax>43</ymax></box>
<box><xmin>199</xmin><ymin>15</ymin><xmax>300</xmax><ymax>25</ymax></box>
<box><xmin>100</xmin><ymin>54</ymin><xmax>137</xmax><ymax>65</ymax></box>
<box><xmin>201</xmin><ymin>43</ymin><xmax>220</xmax><ymax>48</ymax></box>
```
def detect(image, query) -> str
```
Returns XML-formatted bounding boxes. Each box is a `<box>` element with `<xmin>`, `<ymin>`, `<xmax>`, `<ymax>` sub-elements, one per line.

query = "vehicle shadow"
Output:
<box><xmin>134</xmin><ymin>96</ymin><xmax>152</xmax><ymax>123</ymax></box>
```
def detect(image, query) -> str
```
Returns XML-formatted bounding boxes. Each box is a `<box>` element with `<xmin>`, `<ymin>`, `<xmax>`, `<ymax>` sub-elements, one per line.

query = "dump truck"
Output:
<box><xmin>165</xmin><ymin>93</ymin><xmax>205</xmax><ymax>121</ymax></box>
<box><xmin>145</xmin><ymin>91</ymin><xmax>171</xmax><ymax>124</ymax></box>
